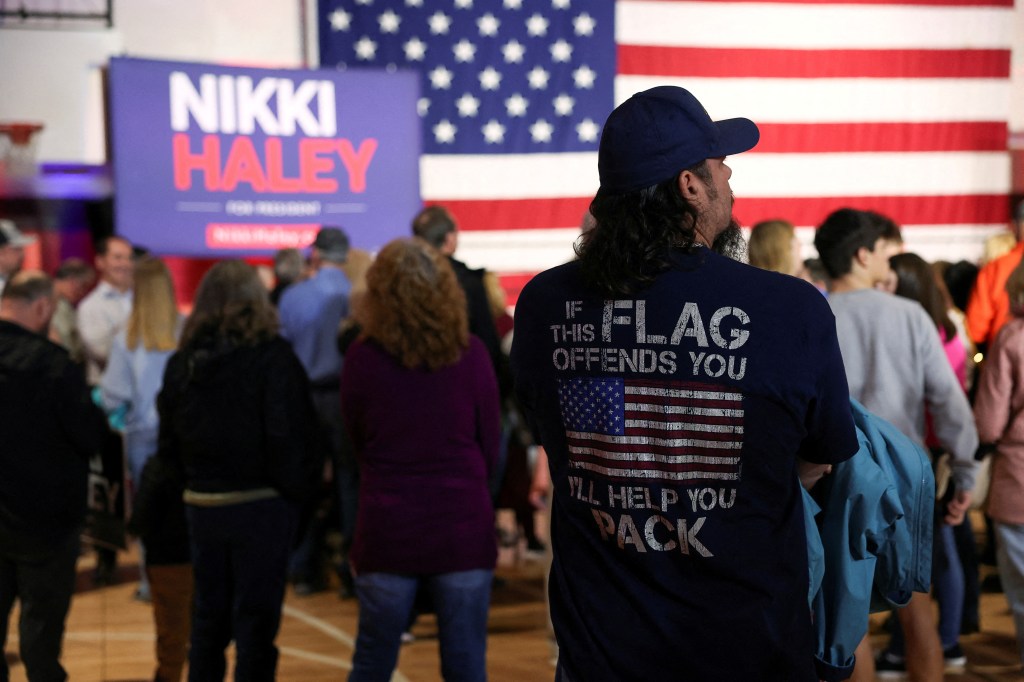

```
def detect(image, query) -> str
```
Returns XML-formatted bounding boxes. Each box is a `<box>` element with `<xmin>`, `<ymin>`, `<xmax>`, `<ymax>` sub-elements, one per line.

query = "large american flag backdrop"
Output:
<box><xmin>318</xmin><ymin>0</ymin><xmax>1015</xmax><ymax>301</ymax></box>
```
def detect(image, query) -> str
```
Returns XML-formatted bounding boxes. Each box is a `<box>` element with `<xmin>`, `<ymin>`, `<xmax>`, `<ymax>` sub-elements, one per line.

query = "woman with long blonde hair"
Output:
<box><xmin>100</xmin><ymin>256</ymin><xmax>180</xmax><ymax>487</ymax></box>
<box><xmin>748</xmin><ymin>219</ymin><xmax>803</xmax><ymax>276</ymax></box>
<box><xmin>99</xmin><ymin>256</ymin><xmax>183</xmax><ymax>668</ymax></box>
<box><xmin>341</xmin><ymin>238</ymin><xmax>500</xmax><ymax>681</ymax></box>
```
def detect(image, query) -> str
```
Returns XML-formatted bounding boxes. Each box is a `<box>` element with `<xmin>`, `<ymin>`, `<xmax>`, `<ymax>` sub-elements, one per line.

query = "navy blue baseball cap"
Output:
<box><xmin>597</xmin><ymin>86</ymin><xmax>760</xmax><ymax>195</ymax></box>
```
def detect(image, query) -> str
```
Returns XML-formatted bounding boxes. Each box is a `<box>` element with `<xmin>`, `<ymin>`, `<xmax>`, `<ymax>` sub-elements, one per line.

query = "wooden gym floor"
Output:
<box><xmin>5</xmin><ymin>516</ymin><xmax>1024</xmax><ymax>681</ymax></box>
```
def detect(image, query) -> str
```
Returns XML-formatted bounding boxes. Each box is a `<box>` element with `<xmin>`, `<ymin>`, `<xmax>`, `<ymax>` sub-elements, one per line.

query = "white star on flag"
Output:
<box><xmin>403</xmin><ymin>36</ymin><xmax>426</xmax><ymax>60</ymax></box>
<box><xmin>572</xmin><ymin>65</ymin><xmax>595</xmax><ymax>89</ymax></box>
<box><xmin>505</xmin><ymin>94</ymin><xmax>528</xmax><ymax>117</ymax></box>
<box><xmin>378</xmin><ymin>9</ymin><xmax>400</xmax><ymax>32</ymax></box>
<box><xmin>329</xmin><ymin>9</ymin><xmax>352</xmax><ymax>30</ymax></box>
<box><xmin>550</xmin><ymin>39</ymin><xmax>572</xmax><ymax>63</ymax></box>
<box><xmin>576</xmin><ymin>118</ymin><xmax>598</xmax><ymax>142</ymax></box>
<box><xmin>456</xmin><ymin>93</ymin><xmax>481</xmax><ymax>117</ymax></box>
<box><xmin>453</xmin><ymin>39</ymin><xmax>477</xmax><ymax>62</ymax></box>
<box><xmin>573</xmin><ymin>12</ymin><xmax>594</xmax><ymax>37</ymax></box>
<box><xmin>477</xmin><ymin>13</ymin><xmax>500</xmax><ymax>36</ymax></box>
<box><xmin>530</xmin><ymin>119</ymin><xmax>554</xmax><ymax>142</ymax></box>
<box><xmin>527</xmin><ymin>66</ymin><xmax>549</xmax><ymax>89</ymax></box>
<box><xmin>433</xmin><ymin>119</ymin><xmax>457</xmax><ymax>143</ymax></box>
<box><xmin>553</xmin><ymin>93</ymin><xmax>574</xmax><ymax>116</ymax></box>
<box><xmin>482</xmin><ymin>119</ymin><xmax>506</xmax><ymax>143</ymax></box>
<box><xmin>502</xmin><ymin>39</ymin><xmax>525</xmax><ymax>64</ymax></box>
<box><xmin>478</xmin><ymin>66</ymin><xmax>502</xmax><ymax>90</ymax></box>
<box><xmin>354</xmin><ymin>36</ymin><xmax>377</xmax><ymax>60</ymax></box>
<box><xmin>428</xmin><ymin>65</ymin><xmax>453</xmax><ymax>89</ymax></box>
<box><xmin>525</xmin><ymin>13</ymin><xmax>548</xmax><ymax>37</ymax></box>
<box><xmin>427</xmin><ymin>11</ymin><xmax>451</xmax><ymax>34</ymax></box>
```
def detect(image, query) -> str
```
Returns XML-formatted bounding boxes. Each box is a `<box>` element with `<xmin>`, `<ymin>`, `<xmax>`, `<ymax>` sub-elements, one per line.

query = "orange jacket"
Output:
<box><xmin>966</xmin><ymin>243</ymin><xmax>1024</xmax><ymax>346</ymax></box>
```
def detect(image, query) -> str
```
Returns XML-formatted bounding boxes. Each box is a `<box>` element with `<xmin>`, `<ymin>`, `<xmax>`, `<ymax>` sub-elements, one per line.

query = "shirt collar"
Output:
<box><xmin>96</xmin><ymin>280</ymin><xmax>132</xmax><ymax>299</ymax></box>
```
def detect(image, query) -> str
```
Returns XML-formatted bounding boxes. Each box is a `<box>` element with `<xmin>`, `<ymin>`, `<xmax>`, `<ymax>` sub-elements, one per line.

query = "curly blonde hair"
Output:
<box><xmin>362</xmin><ymin>238</ymin><xmax>468</xmax><ymax>370</ymax></box>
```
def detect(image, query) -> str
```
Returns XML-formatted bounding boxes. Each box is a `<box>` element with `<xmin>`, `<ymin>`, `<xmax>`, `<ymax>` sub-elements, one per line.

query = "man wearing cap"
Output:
<box><xmin>278</xmin><ymin>226</ymin><xmax>351</xmax><ymax>595</ymax></box>
<box><xmin>0</xmin><ymin>271</ymin><xmax>109</xmax><ymax>681</ymax></box>
<box><xmin>0</xmin><ymin>219</ymin><xmax>36</xmax><ymax>298</ymax></box>
<box><xmin>49</xmin><ymin>258</ymin><xmax>96</xmax><ymax>363</ymax></box>
<box><xmin>510</xmin><ymin>86</ymin><xmax>858</xmax><ymax>680</ymax></box>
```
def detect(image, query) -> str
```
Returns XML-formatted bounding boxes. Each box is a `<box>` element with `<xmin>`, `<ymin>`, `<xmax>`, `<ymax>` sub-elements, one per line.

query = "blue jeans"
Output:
<box><xmin>889</xmin><ymin>522</ymin><xmax>964</xmax><ymax>653</ymax></box>
<box><xmin>995</xmin><ymin>522</ymin><xmax>1024</xmax><ymax>666</ymax></box>
<box><xmin>186</xmin><ymin>497</ymin><xmax>297</xmax><ymax>682</ymax></box>
<box><xmin>126</xmin><ymin>430</ymin><xmax>158</xmax><ymax>597</ymax></box>
<box><xmin>933</xmin><ymin>521</ymin><xmax>966</xmax><ymax>647</ymax></box>
<box><xmin>349</xmin><ymin>569</ymin><xmax>493</xmax><ymax>682</ymax></box>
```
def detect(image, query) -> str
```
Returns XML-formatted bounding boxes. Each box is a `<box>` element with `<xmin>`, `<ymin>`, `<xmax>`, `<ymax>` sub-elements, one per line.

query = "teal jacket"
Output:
<box><xmin>806</xmin><ymin>399</ymin><xmax>934</xmax><ymax>681</ymax></box>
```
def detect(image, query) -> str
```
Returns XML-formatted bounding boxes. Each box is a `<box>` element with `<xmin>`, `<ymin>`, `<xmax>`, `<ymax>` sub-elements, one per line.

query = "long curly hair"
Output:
<box><xmin>362</xmin><ymin>238</ymin><xmax>468</xmax><ymax>370</ymax></box>
<box><xmin>576</xmin><ymin>161</ymin><xmax>709</xmax><ymax>297</ymax></box>
<box><xmin>179</xmin><ymin>260</ymin><xmax>278</xmax><ymax>350</ymax></box>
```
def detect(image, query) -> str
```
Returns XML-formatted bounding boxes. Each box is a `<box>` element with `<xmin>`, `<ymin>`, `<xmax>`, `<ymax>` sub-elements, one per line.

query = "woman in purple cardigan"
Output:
<box><xmin>341</xmin><ymin>237</ymin><xmax>501</xmax><ymax>682</ymax></box>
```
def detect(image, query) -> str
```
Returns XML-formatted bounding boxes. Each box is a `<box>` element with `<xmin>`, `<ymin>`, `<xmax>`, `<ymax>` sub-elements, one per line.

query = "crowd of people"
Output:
<box><xmin>1</xmin><ymin>84</ymin><xmax>1024</xmax><ymax>682</ymax></box>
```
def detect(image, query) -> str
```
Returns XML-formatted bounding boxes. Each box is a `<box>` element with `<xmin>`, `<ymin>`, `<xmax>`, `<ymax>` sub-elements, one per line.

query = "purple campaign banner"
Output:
<box><xmin>108</xmin><ymin>56</ymin><xmax>421</xmax><ymax>255</ymax></box>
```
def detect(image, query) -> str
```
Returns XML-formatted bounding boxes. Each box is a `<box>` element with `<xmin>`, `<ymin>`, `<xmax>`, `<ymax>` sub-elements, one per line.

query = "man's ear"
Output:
<box><xmin>853</xmin><ymin>245</ymin><xmax>871</xmax><ymax>269</ymax></box>
<box><xmin>31</xmin><ymin>296</ymin><xmax>55</xmax><ymax>331</ymax></box>
<box><xmin>443</xmin><ymin>229</ymin><xmax>458</xmax><ymax>255</ymax></box>
<box><xmin>677</xmin><ymin>170</ymin><xmax>704</xmax><ymax>207</ymax></box>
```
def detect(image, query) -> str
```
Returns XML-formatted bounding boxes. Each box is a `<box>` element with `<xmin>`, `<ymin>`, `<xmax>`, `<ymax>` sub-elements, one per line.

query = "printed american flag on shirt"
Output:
<box><xmin>318</xmin><ymin>0</ymin><xmax>1014</xmax><ymax>300</ymax></box>
<box><xmin>557</xmin><ymin>377</ymin><xmax>744</xmax><ymax>483</ymax></box>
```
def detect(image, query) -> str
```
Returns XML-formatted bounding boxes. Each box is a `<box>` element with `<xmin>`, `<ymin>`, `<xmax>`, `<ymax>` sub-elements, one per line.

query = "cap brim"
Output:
<box><xmin>713</xmin><ymin>117</ymin><xmax>760</xmax><ymax>158</ymax></box>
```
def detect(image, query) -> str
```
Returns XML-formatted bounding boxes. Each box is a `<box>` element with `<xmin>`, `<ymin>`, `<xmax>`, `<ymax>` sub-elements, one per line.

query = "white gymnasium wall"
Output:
<box><xmin>0</xmin><ymin>0</ymin><xmax>306</xmax><ymax>164</ymax></box>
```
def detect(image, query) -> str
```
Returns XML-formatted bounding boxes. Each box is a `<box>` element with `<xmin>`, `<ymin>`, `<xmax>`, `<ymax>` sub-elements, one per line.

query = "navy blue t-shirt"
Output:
<box><xmin>510</xmin><ymin>248</ymin><xmax>858</xmax><ymax>681</ymax></box>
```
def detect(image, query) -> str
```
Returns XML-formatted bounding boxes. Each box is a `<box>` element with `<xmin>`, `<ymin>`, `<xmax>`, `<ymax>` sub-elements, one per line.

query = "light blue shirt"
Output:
<box><xmin>278</xmin><ymin>266</ymin><xmax>350</xmax><ymax>384</ymax></box>
<box><xmin>99</xmin><ymin>328</ymin><xmax>177</xmax><ymax>480</ymax></box>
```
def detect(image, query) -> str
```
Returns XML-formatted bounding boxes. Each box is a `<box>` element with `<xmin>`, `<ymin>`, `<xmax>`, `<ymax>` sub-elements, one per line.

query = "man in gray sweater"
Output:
<box><xmin>815</xmin><ymin>207</ymin><xmax>978</xmax><ymax>681</ymax></box>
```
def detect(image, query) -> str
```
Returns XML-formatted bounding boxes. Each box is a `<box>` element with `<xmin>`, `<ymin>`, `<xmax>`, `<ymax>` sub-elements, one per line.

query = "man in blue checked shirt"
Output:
<box><xmin>278</xmin><ymin>226</ymin><xmax>354</xmax><ymax>597</ymax></box>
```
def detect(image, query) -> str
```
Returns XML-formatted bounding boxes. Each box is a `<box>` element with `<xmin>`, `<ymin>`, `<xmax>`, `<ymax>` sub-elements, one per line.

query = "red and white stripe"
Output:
<box><xmin>421</xmin><ymin>0</ymin><xmax>1015</xmax><ymax>302</ymax></box>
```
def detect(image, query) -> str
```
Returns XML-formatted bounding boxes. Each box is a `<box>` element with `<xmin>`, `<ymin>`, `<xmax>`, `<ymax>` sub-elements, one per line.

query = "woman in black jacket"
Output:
<box><xmin>156</xmin><ymin>260</ymin><xmax>321</xmax><ymax>681</ymax></box>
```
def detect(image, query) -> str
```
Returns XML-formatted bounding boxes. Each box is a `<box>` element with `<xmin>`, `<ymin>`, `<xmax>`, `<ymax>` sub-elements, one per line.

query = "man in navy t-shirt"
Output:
<box><xmin>510</xmin><ymin>86</ymin><xmax>859</xmax><ymax>681</ymax></box>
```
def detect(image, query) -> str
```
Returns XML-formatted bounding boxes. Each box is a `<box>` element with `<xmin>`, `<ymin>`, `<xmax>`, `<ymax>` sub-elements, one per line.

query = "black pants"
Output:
<box><xmin>0</xmin><ymin>530</ymin><xmax>80</xmax><ymax>682</ymax></box>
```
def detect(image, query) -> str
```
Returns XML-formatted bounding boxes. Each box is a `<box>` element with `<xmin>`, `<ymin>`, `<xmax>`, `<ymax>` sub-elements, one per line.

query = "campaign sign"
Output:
<box><xmin>82</xmin><ymin>427</ymin><xmax>127</xmax><ymax>552</ymax></box>
<box><xmin>108</xmin><ymin>57</ymin><xmax>421</xmax><ymax>255</ymax></box>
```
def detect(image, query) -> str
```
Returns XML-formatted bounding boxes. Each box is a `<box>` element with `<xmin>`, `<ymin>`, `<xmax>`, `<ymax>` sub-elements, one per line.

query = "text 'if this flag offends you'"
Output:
<box><xmin>318</xmin><ymin>0</ymin><xmax>1015</xmax><ymax>299</ymax></box>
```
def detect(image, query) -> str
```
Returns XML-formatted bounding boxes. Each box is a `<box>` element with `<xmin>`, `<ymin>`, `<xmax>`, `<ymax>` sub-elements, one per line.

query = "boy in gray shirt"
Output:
<box><xmin>815</xmin><ymin>207</ymin><xmax>978</xmax><ymax>679</ymax></box>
